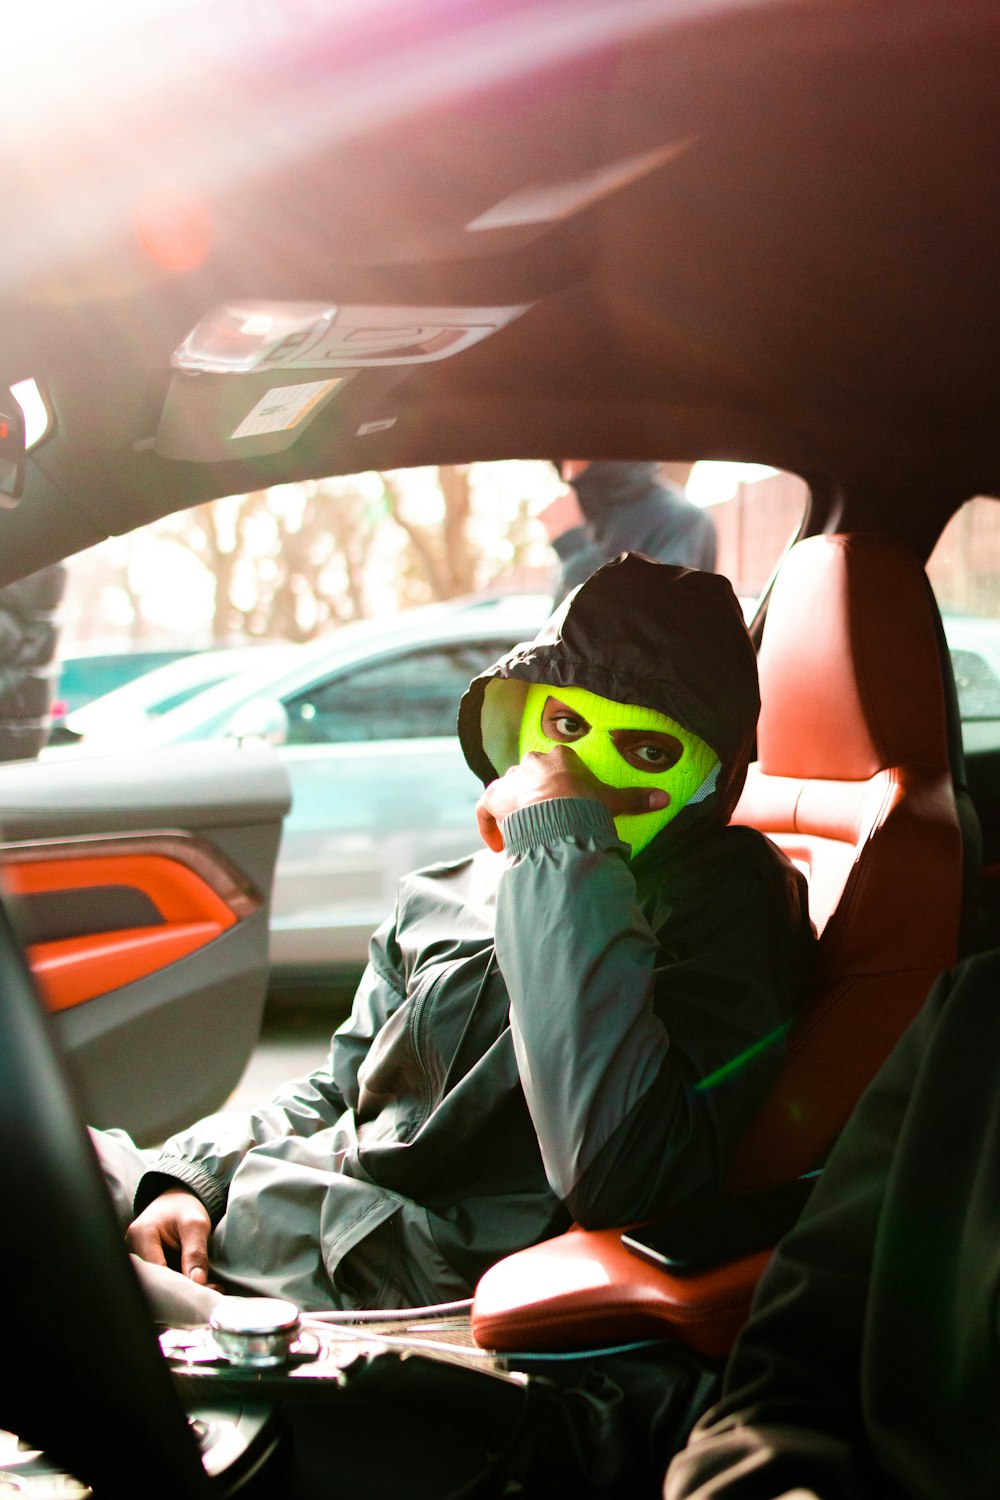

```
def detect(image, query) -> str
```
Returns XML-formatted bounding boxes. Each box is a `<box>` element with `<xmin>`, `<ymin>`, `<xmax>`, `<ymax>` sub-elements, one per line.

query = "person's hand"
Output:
<box><xmin>537</xmin><ymin>488</ymin><xmax>585</xmax><ymax>542</ymax></box>
<box><xmin>125</xmin><ymin>1187</ymin><xmax>213</xmax><ymax>1285</ymax></box>
<box><xmin>476</xmin><ymin>746</ymin><xmax>669</xmax><ymax>852</ymax></box>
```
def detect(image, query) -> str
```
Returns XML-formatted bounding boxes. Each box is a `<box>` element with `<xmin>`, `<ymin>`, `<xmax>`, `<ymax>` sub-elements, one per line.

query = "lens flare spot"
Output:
<box><xmin>134</xmin><ymin>186</ymin><xmax>212</xmax><ymax>272</ymax></box>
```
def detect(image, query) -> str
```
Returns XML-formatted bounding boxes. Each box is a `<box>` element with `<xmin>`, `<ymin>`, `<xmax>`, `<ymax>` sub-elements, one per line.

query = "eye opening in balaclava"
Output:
<box><xmin>518</xmin><ymin>682</ymin><xmax>720</xmax><ymax>855</ymax></box>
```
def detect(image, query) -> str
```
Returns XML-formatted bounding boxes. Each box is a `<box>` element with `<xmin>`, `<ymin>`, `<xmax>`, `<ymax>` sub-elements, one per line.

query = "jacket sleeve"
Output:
<box><xmin>136</xmin><ymin>908</ymin><xmax>409</xmax><ymax>1222</ymax></box>
<box><xmin>495</xmin><ymin>799</ymin><xmax>809</xmax><ymax>1226</ymax></box>
<box><xmin>664</xmin><ymin>979</ymin><xmax>947</xmax><ymax>1500</ymax></box>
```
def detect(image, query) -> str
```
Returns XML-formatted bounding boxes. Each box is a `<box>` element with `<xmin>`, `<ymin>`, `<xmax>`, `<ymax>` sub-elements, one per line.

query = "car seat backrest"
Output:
<box><xmin>727</xmin><ymin>532</ymin><xmax>965</xmax><ymax>1190</ymax></box>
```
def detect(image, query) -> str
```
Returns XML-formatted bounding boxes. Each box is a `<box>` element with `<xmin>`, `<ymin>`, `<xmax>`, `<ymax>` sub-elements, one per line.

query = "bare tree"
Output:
<box><xmin>379</xmin><ymin>465</ymin><xmax>478</xmax><ymax>601</ymax></box>
<box><xmin>77</xmin><ymin>462</ymin><xmax>552</xmax><ymax>649</ymax></box>
<box><xmin>154</xmin><ymin>491</ymin><xmax>268</xmax><ymax>638</ymax></box>
<box><xmin>153</xmin><ymin>477</ymin><xmax>383</xmax><ymax>640</ymax></box>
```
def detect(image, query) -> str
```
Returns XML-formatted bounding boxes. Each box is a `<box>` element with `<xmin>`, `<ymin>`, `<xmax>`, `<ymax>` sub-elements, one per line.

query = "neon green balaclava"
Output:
<box><xmin>518</xmin><ymin>682</ymin><xmax>720</xmax><ymax>855</ymax></box>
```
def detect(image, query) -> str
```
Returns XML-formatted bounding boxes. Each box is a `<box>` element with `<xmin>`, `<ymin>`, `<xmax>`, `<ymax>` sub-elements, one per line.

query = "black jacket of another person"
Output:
<box><xmin>0</xmin><ymin>564</ymin><xmax>66</xmax><ymax>761</ymax></box>
<box><xmin>666</xmin><ymin>951</ymin><xmax>1000</xmax><ymax>1500</ymax></box>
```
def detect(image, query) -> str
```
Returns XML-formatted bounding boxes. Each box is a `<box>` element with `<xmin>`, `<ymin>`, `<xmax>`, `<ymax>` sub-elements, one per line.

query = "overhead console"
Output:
<box><xmin>155</xmin><ymin>300</ymin><xmax>531</xmax><ymax>462</ymax></box>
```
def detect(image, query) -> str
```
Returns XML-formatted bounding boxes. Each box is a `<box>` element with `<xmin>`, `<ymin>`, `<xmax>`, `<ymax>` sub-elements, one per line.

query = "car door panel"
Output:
<box><xmin>0</xmin><ymin>743</ymin><xmax>290</xmax><ymax>1143</ymax></box>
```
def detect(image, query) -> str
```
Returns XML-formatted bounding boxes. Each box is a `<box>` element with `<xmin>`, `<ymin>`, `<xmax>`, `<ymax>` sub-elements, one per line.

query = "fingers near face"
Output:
<box><xmin>476</xmin><ymin>791</ymin><xmax>506</xmax><ymax>851</ymax></box>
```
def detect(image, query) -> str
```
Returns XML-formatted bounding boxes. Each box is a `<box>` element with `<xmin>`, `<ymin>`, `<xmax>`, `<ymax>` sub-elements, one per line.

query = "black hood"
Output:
<box><xmin>458</xmin><ymin>553</ymin><xmax>759</xmax><ymax>835</ymax></box>
<box><xmin>571</xmin><ymin>461</ymin><xmax>665</xmax><ymax>521</ymax></box>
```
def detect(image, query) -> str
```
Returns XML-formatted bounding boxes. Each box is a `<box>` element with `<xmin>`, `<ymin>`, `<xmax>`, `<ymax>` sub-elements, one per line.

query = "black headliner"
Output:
<box><xmin>0</xmin><ymin>0</ymin><xmax>997</xmax><ymax>582</ymax></box>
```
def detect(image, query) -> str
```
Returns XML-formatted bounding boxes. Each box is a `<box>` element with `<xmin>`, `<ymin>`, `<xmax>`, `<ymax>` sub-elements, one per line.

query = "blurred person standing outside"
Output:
<box><xmin>0</xmin><ymin>563</ymin><xmax>67</xmax><ymax>761</ymax></box>
<box><xmin>541</xmin><ymin>461</ymin><xmax>717</xmax><ymax>606</ymax></box>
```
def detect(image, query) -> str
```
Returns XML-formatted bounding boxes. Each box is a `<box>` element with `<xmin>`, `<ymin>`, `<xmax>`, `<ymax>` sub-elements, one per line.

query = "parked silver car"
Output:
<box><xmin>131</xmin><ymin>594</ymin><xmax>549</xmax><ymax>987</ymax></box>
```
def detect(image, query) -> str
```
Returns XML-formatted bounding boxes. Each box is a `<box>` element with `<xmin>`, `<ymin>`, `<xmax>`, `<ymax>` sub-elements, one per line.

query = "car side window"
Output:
<box><xmin>948</xmin><ymin>649</ymin><xmax>1000</xmax><ymax>722</ymax></box>
<box><xmin>927</xmin><ymin>496</ymin><xmax>1000</xmax><ymax>737</ymax></box>
<box><xmin>283</xmin><ymin>639</ymin><xmax>515</xmax><ymax>744</ymax></box>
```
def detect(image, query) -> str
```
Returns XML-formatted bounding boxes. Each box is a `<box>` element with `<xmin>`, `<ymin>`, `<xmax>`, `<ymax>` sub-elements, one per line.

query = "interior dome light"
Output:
<box><xmin>173</xmin><ymin>302</ymin><xmax>337</xmax><ymax>375</ymax></box>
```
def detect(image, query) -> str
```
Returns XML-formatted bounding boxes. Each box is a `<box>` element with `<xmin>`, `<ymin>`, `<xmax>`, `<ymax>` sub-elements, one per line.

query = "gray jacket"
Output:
<box><xmin>141</xmin><ymin>557</ymin><xmax>813</xmax><ymax>1311</ymax></box>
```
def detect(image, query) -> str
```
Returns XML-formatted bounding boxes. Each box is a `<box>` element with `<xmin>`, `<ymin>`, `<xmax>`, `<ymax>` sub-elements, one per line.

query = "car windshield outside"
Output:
<box><xmin>46</xmin><ymin>461</ymin><xmax>806</xmax><ymax>987</ymax></box>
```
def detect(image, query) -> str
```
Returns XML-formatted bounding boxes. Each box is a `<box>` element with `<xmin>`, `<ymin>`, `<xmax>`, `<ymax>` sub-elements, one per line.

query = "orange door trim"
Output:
<box><xmin>28</xmin><ymin>922</ymin><xmax>227</xmax><ymax>1012</ymax></box>
<box><xmin>4</xmin><ymin>853</ymin><xmax>239</xmax><ymax>927</ymax></box>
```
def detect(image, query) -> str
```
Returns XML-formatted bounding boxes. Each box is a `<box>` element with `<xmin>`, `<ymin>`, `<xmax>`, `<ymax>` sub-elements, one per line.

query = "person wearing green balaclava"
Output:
<box><xmin>97</xmin><ymin>554</ymin><xmax>813</xmax><ymax>1355</ymax></box>
<box><xmin>476</xmin><ymin>681</ymin><xmax>720</xmax><ymax>858</ymax></box>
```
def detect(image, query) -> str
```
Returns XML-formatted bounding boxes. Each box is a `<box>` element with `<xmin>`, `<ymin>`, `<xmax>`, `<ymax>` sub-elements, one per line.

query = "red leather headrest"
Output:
<box><xmin>757</xmin><ymin>534</ymin><xmax>949</xmax><ymax>781</ymax></box>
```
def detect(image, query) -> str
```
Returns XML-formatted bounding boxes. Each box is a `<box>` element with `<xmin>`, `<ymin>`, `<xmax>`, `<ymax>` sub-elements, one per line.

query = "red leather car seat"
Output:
<box><xmin>471</xmin><ymin>533</ymin><xmax>967</xmax><ymax>1356</ymax></box>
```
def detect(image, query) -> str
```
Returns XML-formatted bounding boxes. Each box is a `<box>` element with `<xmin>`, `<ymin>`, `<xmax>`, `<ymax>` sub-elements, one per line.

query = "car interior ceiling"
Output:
<box><xmin>0</xmin><ymin>4</ymin><xmax>999</xmax><ymax>584</ymax></box>
<box><xmin>3</xmin><ymin>1</ymin><xmax>1000</xmax><ymax>1493</ymax></box>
